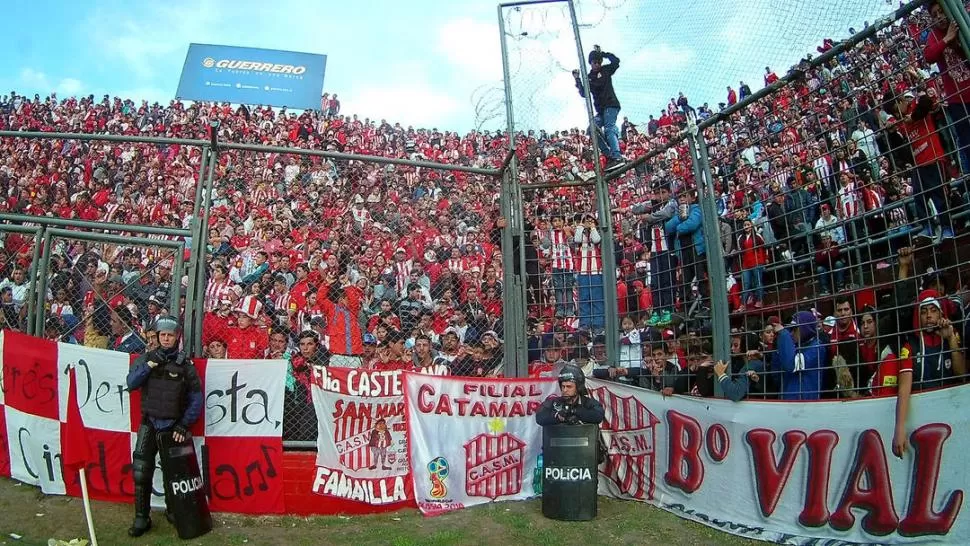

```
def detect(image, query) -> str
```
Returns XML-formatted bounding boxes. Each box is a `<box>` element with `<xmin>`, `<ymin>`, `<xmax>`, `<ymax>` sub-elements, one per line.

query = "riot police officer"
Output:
<box><xmin>536</xmin><ymin>365</ymin><xmax>605</xmax><ymax>426</ymax></box>
<box><xmin>125</xmin><ymin>317</ymin><xmax>203</xmax><ymax>537</ymax></box>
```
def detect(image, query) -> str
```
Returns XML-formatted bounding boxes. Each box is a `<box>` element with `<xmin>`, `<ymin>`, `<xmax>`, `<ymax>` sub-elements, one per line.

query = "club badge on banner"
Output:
<box><xmin>587</xmin><ymin>379</ymin><xmax>970</xmax><ymax>545</ymax></box>
<box><xmin>310</xmin><ymin>367</ymin><xmax>412</xmax><ymax>506</ymax></box>
<box><xmin>405</xmin><ymin>374</ymin><xmax>558</xmax><ymax>516</ymax></box>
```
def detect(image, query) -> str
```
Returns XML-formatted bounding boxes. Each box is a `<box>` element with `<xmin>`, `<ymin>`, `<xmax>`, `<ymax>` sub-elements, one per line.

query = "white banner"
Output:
<box><xmin>57</xmin><ymin>344</ymin><xmax>132</xmax><ymax>432</ymax></box>
<box><xmin>4</xmin><ymin>406</ymin><xmax>64</xmax><ymax>494</ymax></box>
<box><xmin>587</xmin><ymin>379</ymin><xmax>970</xmax><ymax>545</ymax></box>
<box><xmin>405</xmin><ymin>374</ymin><xmax>559</xmax><ymax>515</ymax></box>
<box><xmin>310</xmin><ymin>367</ymin><xmax>411</xmax><ymax>506</ymax></box>
<box><xmin>204</xmin><ymin>359</ymin><xmax>286</xmax><ymax>438</ymax></box>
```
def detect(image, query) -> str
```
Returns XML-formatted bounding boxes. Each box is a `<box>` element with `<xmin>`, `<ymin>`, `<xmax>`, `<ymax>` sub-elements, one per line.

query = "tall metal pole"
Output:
<box><xmin>192</xmin><ymin>148</ymin><xmax>219</xmax><ymax>355</ymax></box>
<box><xmin>498</xmin><ymin>4</ymin><xmax>530</xmax><ymax>376</ymax></box>
<box><xmin>688</xmin><ymin>131</ymin><xmax>731</xmax><ymax>396</ymax></box>
<box><xmin>567</xmin><ymin>0</ymin><xmax>618</xmax><ymax>364</ymax></box>
<box><xmin>183</xmin><ymin>146</ymin><xmax>209</xmax><ymax>354</ymax></box>
<box><xmin>499</xmin><ymin>172</ymin><xmax>520</xmax><ymax>376</ymax></box>
<box><xmin>33</xmin><ymin>231</ymin><xmax>53</xmax><ymax>337</ymax></box>
<box><xmin>170</xmin><ymin>248</ymin><xmax>185</xmax><ymax>319</ymax></box>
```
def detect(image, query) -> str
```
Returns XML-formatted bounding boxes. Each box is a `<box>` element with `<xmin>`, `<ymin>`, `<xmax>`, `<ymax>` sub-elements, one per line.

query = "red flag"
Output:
<box><xmin>62</xmin><ymin>366</ymin><xmax>93</xmax><ymax>475</ymax></box>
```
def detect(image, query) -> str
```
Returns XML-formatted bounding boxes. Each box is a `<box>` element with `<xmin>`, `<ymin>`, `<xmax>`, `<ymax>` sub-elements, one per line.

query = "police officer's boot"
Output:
<box><xmin>128</xmin><ymin>485</ymin><xmax>153</xmax><ymax>537</ymax></box>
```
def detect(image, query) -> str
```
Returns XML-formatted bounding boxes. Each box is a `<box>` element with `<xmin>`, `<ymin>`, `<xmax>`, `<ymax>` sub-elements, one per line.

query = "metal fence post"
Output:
<box><xmin>171</xmin><ymin>248</ymin><xmax>186</xmax><ymax>319</ymax></box>
<box><xmin>27</xmin><ymin>226</ymin><xmax>44</xmax><ymax>336</ymax></box>
<box><xmin>567</xmin><ymin>0</ymin><xmax>620</xmax><ymax>364</ymax></box>
<box><xmin>183</xmin><ymin>146</ymin><xmax>210</xmax><ymax>353</ymax></box>
<box><xmin>33</xmin><ymin>230</ymin><xmax>53</xmax><ymax>337</ymax></box>
<box><xmin>688</xmin><ymin>130</ymin><xmax>731</xmax><ymax>396</ymax></box>
<box><xmin>192</xmin><ymin>147</ymin><xmax>219</xmax><ymax>356</ymax></box>
<box><xmin>498</xmin><ymin>6</ymin><xmax>534</xmax><ymax>376</ymax></box>
<box><xmin>499</xmin><ymin>170</ymin><xmax>522</xmax><ymax>376</ymax></box>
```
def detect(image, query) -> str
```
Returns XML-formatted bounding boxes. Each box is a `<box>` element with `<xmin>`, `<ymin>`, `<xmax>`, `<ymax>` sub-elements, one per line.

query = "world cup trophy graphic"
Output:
<box><xmin>427</xmin><ymin>457</ymin><xmax>450</xmax><ymax>499</ymax></box>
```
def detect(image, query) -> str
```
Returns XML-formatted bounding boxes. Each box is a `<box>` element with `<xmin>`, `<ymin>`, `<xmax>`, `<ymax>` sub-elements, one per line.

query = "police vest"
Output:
<box><xmin>141</xmin><ymin>359</ymin><xmax>188</xmax><ymax>419</ymax></box>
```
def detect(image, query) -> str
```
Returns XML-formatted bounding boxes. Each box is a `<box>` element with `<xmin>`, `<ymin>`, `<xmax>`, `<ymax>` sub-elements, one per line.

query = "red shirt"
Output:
<box><xmin>869</xmin><ymin>347</ymin><xmax>900</xmax><ymax>398</ymax></box>
<box><xmin>226</xmin><ymin>325</ymin><xmax>268</xmax><ymax>359</ymax></box>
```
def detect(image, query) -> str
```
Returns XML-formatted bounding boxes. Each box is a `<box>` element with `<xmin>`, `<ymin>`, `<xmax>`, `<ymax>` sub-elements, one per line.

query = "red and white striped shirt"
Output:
<box><xmin>546</xmin><ymin>229</ymin><xmax>573</xmax><ymax>270</ymax></box>
<box><xmin>393</xmin><ymin>259</ymin><xmax>413</xmax><ymax>292</ymax></box>
<box><xmin>272</xmin><ymin>291</ymin><xmax>294</xmax><ymax>316</ymax></box>
<box><xmin>204</xmin><ymin>278</ymin><xmax>233</xmax><ymax>311</ymax></box>
<box><xmin>836</xmin><ymin>181</ymin><xmax>862</xmax><ymax>219</ymax></box>
<box><xmin>446</xmin><ymin>258</ymin><xmax>466</xmax><ymax>275</ymax></box>
<box><xmin>573</xmin><ymin>227</ymin><xmax>602</xmax><ymax>275</ymax></box>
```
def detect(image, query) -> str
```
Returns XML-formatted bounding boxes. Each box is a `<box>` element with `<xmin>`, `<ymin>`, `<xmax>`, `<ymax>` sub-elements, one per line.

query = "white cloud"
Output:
<box><xmin>15</xmin><ymin>68</ymin><xmax>85</xmax><ymax>98</ymax></box>
<box><xmin>624</xmin><ymin>44</ymin><xmax>694</xmax><ymax>75</ymax></box>
<box><xmin>57</xmin><ymin>78</ymin><xmax>84</xmax><ymax>96</ymax></box>
<box><xmin>437</xmin><ymin>18</ymin><xmax>503</xmax><ymax>80</ymax></box>
<box><xmin>19</xmin><ymin>68</ymin><xmax>50</xmax><ymax>89</ymax></box>
<box><xmin>344</xmin><ymin>85</ymin><xmax>461</xmax><ymax>128</ymax></box>
<box><xmin>85</xmin><ymin>1</ymin><xmax>221</xmax><ymax>80</ymax></box>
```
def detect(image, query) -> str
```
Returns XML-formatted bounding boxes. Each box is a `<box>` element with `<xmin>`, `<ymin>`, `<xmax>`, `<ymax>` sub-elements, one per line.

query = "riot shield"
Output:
<box><xmin>157</xmin><ymin>430</ymin><xmax>213</xmax><ymax>539</ymax></box>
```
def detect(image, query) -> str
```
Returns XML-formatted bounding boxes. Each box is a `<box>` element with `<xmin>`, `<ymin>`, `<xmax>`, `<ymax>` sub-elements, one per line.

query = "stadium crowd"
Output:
<box><xmin>0</xmin><ymin>0</ymin><xmax>968</xmax><ymax>441</ymax></box>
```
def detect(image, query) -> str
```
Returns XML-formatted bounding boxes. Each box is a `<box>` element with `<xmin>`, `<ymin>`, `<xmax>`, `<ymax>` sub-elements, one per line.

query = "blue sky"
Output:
<box><xmin>1</xmin><ymin>0</ymin><xmax>899</xmax><ymax>132</ymax></box>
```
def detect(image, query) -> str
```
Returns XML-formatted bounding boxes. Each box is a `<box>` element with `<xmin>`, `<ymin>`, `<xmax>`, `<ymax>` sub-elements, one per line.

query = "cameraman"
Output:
<box><xmin>536</xmin><ymin>365</ymin><xmax>605</xmax><ymax>426</ymax></box>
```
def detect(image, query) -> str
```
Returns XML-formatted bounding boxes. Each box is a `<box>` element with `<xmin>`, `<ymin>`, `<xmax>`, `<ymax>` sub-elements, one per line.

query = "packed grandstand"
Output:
<box><xmin>0</xmin><ymin>2</ymin><xmax>968</xmax><ymax>442</ymax></box>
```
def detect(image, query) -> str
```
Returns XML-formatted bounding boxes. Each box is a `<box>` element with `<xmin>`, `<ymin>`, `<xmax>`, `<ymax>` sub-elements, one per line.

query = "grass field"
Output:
<box><xmin>0</xmin><ymin>478</ymin><xmax>762</xmax><ymax>546</ymax></box>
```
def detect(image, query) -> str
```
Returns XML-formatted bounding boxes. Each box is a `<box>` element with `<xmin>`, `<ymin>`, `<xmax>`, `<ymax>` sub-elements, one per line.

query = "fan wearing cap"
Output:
<box><xmin>125</xmin><ymin>316</ymin><xmax>203</xmax><ymax>537</ymax></box>
<box><xmin>110</xmin><ymin>305</ymin><xmax>147</xmax><ymax>354</ymax></box>
<box><xmin>571</xmin><ymin>45</ymin><xmax>625</xmax><ymax>172</ymax></box>
<box><xmin>225</xmin><ymin>295</ymin><xmax>268</xmax><ymax>359</ymax></box>
<box><xmin>892</xmin><ymin>289</ymin><xmax>966</xmax><ymax>458</ymax></box>
<box><xmin>529</xmin><ymin>340</ymin><xmax>568</xmax><ymax>378</ymax></box>
<box><xmin>535</xmin><ymin>366</ymin><xmax>605</xmax><ymax>426</ymax></box>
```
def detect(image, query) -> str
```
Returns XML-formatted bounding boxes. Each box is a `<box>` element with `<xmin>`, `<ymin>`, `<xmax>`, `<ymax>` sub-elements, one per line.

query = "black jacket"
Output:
<box><xmin>576</xmin><ymin>53</ymin><xmax>621</xmax><ymax>115</ymax></box>
<box><xmin>535</xmin><ymin>394</ymin><xmax>605</xmax><ymax>426</ymax></box>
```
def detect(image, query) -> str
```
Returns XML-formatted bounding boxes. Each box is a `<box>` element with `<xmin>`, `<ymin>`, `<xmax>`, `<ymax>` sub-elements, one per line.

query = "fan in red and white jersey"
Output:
<box><xmin>204</xmin><ymin>263</ymin><xmax>234</xmax><ymax>312</ymax></box>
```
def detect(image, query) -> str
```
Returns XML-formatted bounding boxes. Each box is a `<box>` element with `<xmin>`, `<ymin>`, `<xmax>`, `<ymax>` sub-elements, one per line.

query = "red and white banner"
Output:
<box><xmin>310</xmin><ymin>367</ymin><xmax>412</xmax><ymax>506</ymax></box>
<box><xmin>0</xmin><ymin>330</ymin><xmax>287</xmax><ymax>514</ymax></box>
<box><xmin>404</xmin><ymin>374</ymin><xmax>558</xmax><ymax>516</ymax></box>
<box><xmin>587</xmin><ymin>378</ymin><xmax>969</xmax><ymax>545</ymax></box>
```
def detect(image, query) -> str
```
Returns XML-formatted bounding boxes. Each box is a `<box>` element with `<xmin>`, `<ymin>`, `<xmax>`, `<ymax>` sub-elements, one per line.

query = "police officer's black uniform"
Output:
<box><xmin>125</xmin><ymin>317</ymin><xmax>203</xmax><ymax>537</ymax></box>
<box><xmin>536</xmin><ymin>365</ymin><xmax>605</xmax><ymax>426</ymax></box>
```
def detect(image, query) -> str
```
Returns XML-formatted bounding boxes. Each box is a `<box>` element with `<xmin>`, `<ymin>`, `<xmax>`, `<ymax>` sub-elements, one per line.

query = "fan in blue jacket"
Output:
<box><xmin>776</xmin><ymin>310</ymin><xmax>825</xmax><ymax>400</ymax></box>
<box><xmin>664</xmin><ymin>201</ymin><xmax>705</xmax><ymax>256</ymax></box>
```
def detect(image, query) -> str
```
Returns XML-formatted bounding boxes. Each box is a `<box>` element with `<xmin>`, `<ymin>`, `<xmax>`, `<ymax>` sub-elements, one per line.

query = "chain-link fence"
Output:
<box><xmin>498</xmin><ymin>0</ymin><xmax>970</xmax><ymax>400</ymax></box>
<box><xmin>5</xmin><ymin>0</ymin><xmax>970</xmax><ymax>446</ymax></box>
<box><xmin>697</xmin><ymin>0</ymin><xmax>970</xmax><ymax>399</ymax></box>
<box><xmin>192</xmin><ymin>140</ymin><xmax>508</xmax><ymax>443</ymax></box>
<box><xmin>0</xmin><ymin>224</ymin><xmax>41</xmax><ymax>333</ymax></box>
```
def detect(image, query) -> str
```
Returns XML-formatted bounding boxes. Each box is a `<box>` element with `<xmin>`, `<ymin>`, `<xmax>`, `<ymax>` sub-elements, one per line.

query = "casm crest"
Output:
<box><xmin>427</xmin><ymin>457</ymin><xmax>449</xmax><ymax>499</ymax></box>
